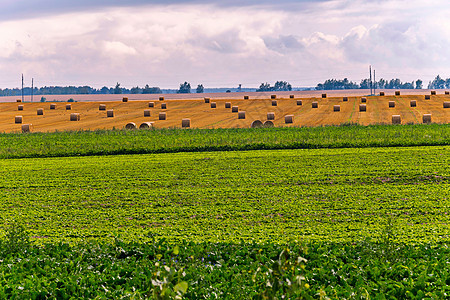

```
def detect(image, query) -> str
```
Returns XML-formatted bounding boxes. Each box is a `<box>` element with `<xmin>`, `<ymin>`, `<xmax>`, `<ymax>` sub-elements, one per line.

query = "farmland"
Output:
<box><xmin>0</xmin><ymin>92</ymin><xmax>449</xmax><ymax>133</ymax></box>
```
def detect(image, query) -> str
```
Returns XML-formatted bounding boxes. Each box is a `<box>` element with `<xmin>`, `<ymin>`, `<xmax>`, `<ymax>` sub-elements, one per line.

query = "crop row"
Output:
<box><xmin>0</xmin><ymin>123</ymin><xmax>449</xmax><ymax>159</ymax></box>
<box><xmin>1</xmin><ymin>146</ymin><xmax>448</xmax><ymax>244</ymax></box>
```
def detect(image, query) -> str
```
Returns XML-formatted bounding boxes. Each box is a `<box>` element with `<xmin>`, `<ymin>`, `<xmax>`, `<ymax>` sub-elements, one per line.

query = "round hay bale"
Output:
<box><xmin>271</xmin><ymin>95</ymin><xmax>276</xmax><ymax>99</ymax></box>
<box><xmin>251</xmin><ymin>120</ymin><xmax>263</xmax><ymax>128</ymax></box>
<box><xmin>389</xmin><ymin>101</ymin><xmax>395</xmax><ymax>108</ymax></box>
<box><xmin>139</xmin><ymin>122</ymin><xmax>154</xmax><ymax>129</ymax></box>
<box><xmin>50</xmin><ymin>103</ymin><xmax>56</xmax><ymax>110</ymax></box>
<box><xmin>210</xmin><ymin>102</ymin><xmax>216</xmax><ymax>108</ymax></box>
<box><xmin>18</xmin><ymin>105</ymin><xmax>24</xmax><ymax>111</ymax></box>
<box><xmin>21</xmin><ymin>124</ymin><xmax>32</xmax><ymax>133</ymax></box>
<box><xmin>285</xmin><ymin>115</ymin><xmax>294</xmax><ymax>124</ymax></box>
<box><xmin>204</xmin><ymin>97</ymin><xmax>210</xmax><ymax>103</ymax></box>
<box><xmin>431</xmin><ymin>91</ymin><xmax>436</xmax><ymax>95</ymax></box>
<box><xmin>312</xmin><ymin>102</ymin><xmax>318</xmax><ymax>108</ymax></box>
<box><xmin>392</xmin><ymin>115</ymin><xmax>401</xmax><ymax>124</ymax></box>
<box><xmin>361</xmin><ymin>97</ymin><xmax>367</xmax><ymax>103</ymax></box>
<box><xmin>161</xmin><ymin>103</ymin><xmax>167</xmax><ymax>109</ymax></box>
<box><xmin>322</xmin><ymin>93</ymin><xmax>327</xmax><ymax>98</ymax></box>
<box><xmin>410</xmin><ymin>100</ymin><xmax>417</xmax><ymax>107</ymax></box>
<box><xmin>232</xmin><ymin>106</ymin><xmax>239</xmax><ymax>113</ymax></box>
<box><xmin>271</xmin><ymin>100</ymin><xmax>277</xmax><ymax>106</ymax></box>
<box><xmin>343</xmin><ymin>97</ymin><xmax>348</xmax><ymax>102</ymax></box>
<box><xmin>182</xmin><ymin>118</ymin><xmax>191</xmax><ymax>128</ymax></box>
<box><xmin>289</xmin><ymin>95</ymin><xmax>294</xmax><ymax>99</ymax></box>
<box><xmin>107</xmin><ymin>109</ymin><xmax>114</xmax><ymax>117</ymax></box>
<box><xmin>70</xmin><ymin>113</ymin><xmax>80</xmax><ymax>121</ymax></box>
<box><xmin>379</xmin><ymin>91</ymin><xmax>385</xmax><ymax>96</ymax></box>
<box><xmin>425</xmin><ymin>95</ymin><xmax>430</xmax><ymax>100</ymax></box>
<box><xmin>66</xmin><ymin>104</ymin><xmax>72</xmax><ymax>110</ymax></box>
<box><xmin>37</xmin><ymin>108</ymin><xmax>44</xmax><ymax>115</ymax></box>
<box><xmin>159</xmin><ymin>96</ymin><xmax>164</xmax><ymax>101</ymax></box>
<box><xmin>16</xmin><ymin>99</ymin><xmax>22</xmax><ymax>103</ymax></box>
<box><xmin>395</xmin><ymin>91</ymin><xmax>400</xmax><ymax>96</ymax></box>
<box><xmin>148</xmin><ymin>102</ymin><xmax>155</xmax><ymax>108</ymax></box>
<box><xmin>296</xmin><ymin>100</ymin><xmax>302</xmax><ymax>106</ymax></box>
<box><xmin>122</xmin><ymin>97</ymin><xmax>128</xmax><ymax>102</ymax></box>
<box><xmin>159</xmin><ymin>112</ymin><xmax>166</xmax><ymax>120</ymax></box>
<box><xmin>225</xmin><ymin>102</ymin><xmax>231</xmax><ymax>108</ymax></box>
<box><xmin>333</xmin><ymin>105</ymin><xmax>340</xmax><ymax>112</ymax></box>
<box><xmin>443</xmin><ymin>102</ymin><xmax>450</xmax><ymax>108</ymax></box>
<box><xmin>359</xmin><ymin>104</ymin><xmax>367</xmax><ymax>112</ymax></box>
<box><xmin>244</xmin><ymin>95</ymin><xmax>249</xmax><ymax>100</ymax></box>
<box><xmin>15</xmin><ymin>116</ymin><xmax>23</xmax><ymax>124</ymax></box>
<box><xmin>423</xmin><ymin>114</ymin><xmax>432</xmax><ymax>124</ymax></box>
<box><xmin>125</xmin><ymin>122</ymin><xmax>136</xmax><ymax>129</ymax></box>
<box><xmin>267</xmin><ymin>112</ymin><xmax>275</xmax><ymax>120</ymax></box>
<box><xmin>144</xmin><ymin>109</ymin><xmax>151</xmax><ymax>117</ymax></box>
<box><xmin>445</xmin><ymin>91</ymin><xmax>449</xmax><ymax>95</ymax></box>
<box><xmin>99</xmin><ymin>104</ymin><xmax>106</xmax><ymax>111</ymax></box>
<box><xmin>263</xmin><ymin>120</ymin><xmax>274</xmax><ymax>127</ymax></box>
<box><xmin>238</xmin><ymin>111</ymin><xmax>246</xmax><ymax>119</ymax></box>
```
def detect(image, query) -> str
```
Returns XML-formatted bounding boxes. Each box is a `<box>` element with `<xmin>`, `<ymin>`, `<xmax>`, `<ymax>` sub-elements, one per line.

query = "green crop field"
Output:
<box><xmin>0</xmin><ymin>124</ymin><xmax>449</xmax><ymax>298</ymax></box>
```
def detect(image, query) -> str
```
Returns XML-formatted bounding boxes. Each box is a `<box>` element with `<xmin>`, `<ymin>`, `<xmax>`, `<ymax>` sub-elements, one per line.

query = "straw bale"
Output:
<box><xmin>423</xmin><ymin>114</ymin><xmax>432</xmax><ymax>123</ymax></box>
<box><xmin>244</xmin><ymin>95</ymin><xmax>249</xmax><ymax>100</ymax></box>
<box><xmin>149</xmin><ymin>102</ymin><xmax>155</xmax><ymax>107</ymax></box>
<box><xmin>70</xmin><ymin>113</ymin><xmax>80</xmax><ymax>121</ymax></box>
<box><xmin>159</xmin><ymin>96</ymin><xmax>164</xmax><ymax>101</ymax></box>
<box><xmin>159</xmin><ymin>112</ymin><xmax>167</xmax><ymax>120</ymax></box>
<box><xmin>392</xmin><ymin>115</ymin><xmax>401</xmax><ymax>124</ymax></box>
<box><xmin>125</xmin><ymin>122</ymin><xmax>136</xmax><ymax>129</ymax></box>
<box><xmin>50</xmin><ymin>104</ymin><xmax>56</xmax><ymax>110</ymax></box>
<box><xmin>425</xmin><ymin>95</ymin><xmax>430</xmax><ymax>100</ymax></box>
<box><xmin>395</xmin><ymin>91</ymin><xmax>400</xmax><ymax>96</ymax></box>
<box><xmin>225</xmin><ymin>102</ymin><xmax>231</xmax><ymax>108</ymax></box>
<box><xmin>267</xmin><ymin>112</ymin><xmax>275</xmax><ymax>120</ymax></box>
<box><xmin>139</xmin><ymin>122</ymin><xmax>154</xmax><ymax>129</ymax></box>
<box><xmin>289</xmin><ymin>95</ymin><xmax>294</xmax><ymax>99</ymax></box>
<box><xmin>15</xmin><ymin>116</ymin><xmax>23</xmax><ymax>124</ymax></box>
<box><xmin>379</xmin><ymin>91</ymin><xmax>385</xmax><ymax>96</ymax></box>
<box><xmin>251</xmin><ymin>120</ymin><xmax>263</xmax><ymax>128</ymax></box>
<box><xmin>99</xmin><ymin>104</ymin><xmax>106</xmax><ymax>111</ymax></box>
<box><xmin>272</xmin><ymin>100</ymin><xmax>277</xmax><ymax>106</ymax></box>
<box><xmin>263</xmin><ymin>120</ymin><xmax>274</xmax><ymax>127</ymax></box>
<box><xmin>445</xmin><ymin>91</ymin><xmax>449</xmax><ymax>95</ymax></box>
<box><xmin>21</xmin><ymin>124</ymin><xmax>32</xmax><ymax>133</ymax></box>
<box><xmin>343</xmin><ymin>97</ymin><xmax>348</xmax><ymax>102</ymax></box>
<box><xmin>161</xmin><ymin>103</ymin><xmax>167</xmax><ymax>109</ymax></box>
<box><xmin>122</xmin><ymin>97</ymin><xmax>128</xmax><ymax>102</ymax></box>
<box><xmin>238</xmin><ymin>111</ymin><xmax>246</xmax><ymax>119</ymax></box>
<box><xmin>410</xmin><ymin>100</ymin><xmax>417</xmax><ymax>107</ymax></box>
<box><xmin>18</xmin><ymin>105</ymin><xmax>23</xmax><ymax>111</ymax></box>
<box><xmin>271</xmin><ymin>95</ymin><xmax>276</xmax><ymax>99</ymax></box>
<box><xmin>359</xmin><ymin>104</ymin><xmax>366</xmax><ymax>112</ymax></box>
<box><xmin>296</xmin><ymin>100</ymin><xmax>302</xmax><ymax>106</ymax></box>
<box><xmin>66</xmin><ymin>104</ymin><xmax>71</xmax><ymax>110</ymax></box>
<box><xmin>16</xmin><ymin>99</ymin><xmax>21</xmax><ymax>103</ymax></box>
<box><xmin>431</xmin><ymin>91</ymin><xmax>436</xmax><ymax>95</ymax></box>
<box><xmin>312</xmin><ymin>102</ymin><xmax>318</xmax><ymax>108</ymax></box>
<box><xmin>107</xmin><ymin>109</ymin><xmax>114</xmax><ymax>117</ymax></box>
<box><xmin>389</xmin><ymin>101</ymin><xmax>395</xmax><ymax>108</ymax></box>
<box><xmin>232</xmin><ymin>106</ymin><xmax>239</xmax><ymax>113</ymax></box>
<box><xmin>182</xmin><ymin>118</ymin><xmax>191</xmax><ymax>128</ymax></box>
<box><xmin>210</xmin><ymin>102</ymin><xmax>216</xmax><ymax>108</ymax></box>
<box><xmin>284</xmin><ymin>115</ymin><xmax>294</xmax><ymax>124</ymax></box>
<box><xmin>37</xmin><ymin>108</ymin><xmax>44</xmax><ymax>115</ymax></box>
<box><xmin>322</xmin><ymin>93</ymin><xmax>327</xmax><ymax>98</ymax></box>
<box><xmin>204</xmin><ymin>97</ymin><xmax>210</xmax><ymax>103</ymax></box>
<box><xmin>443</xmin><ymin>102</ymin><xmax>450</xmax><ymax>108</ymax></box>
<box><xmin>361</xmin><ymin>97</ymin><xmax>367</xmax><ymax>103</ymax></box>
<box><xmin>144</xmin><ymin>109</ymin><xmax>151</xmax><ymax>117</ymax></box>
<box><xmin>333</xmin><ymin>105</ymin><xmax>340</xmax><ymax>112</ymax></box>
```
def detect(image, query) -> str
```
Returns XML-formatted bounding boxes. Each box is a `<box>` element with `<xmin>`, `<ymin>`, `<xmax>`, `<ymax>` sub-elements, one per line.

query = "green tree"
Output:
<box><xmin>415</xmin><ymin>79</ymin><xmax>423</xmax><ymax>89</ymax></box>
<box><xmin>256</xmin><ymin>82</ymin><xmax>272</xmax><ymax>92</ymax></box>
<box><xmin>177</xmin><ymin>82</ymin><xmax>191</xmax><ymax>94</ymax></box>
<box><xmin>196</xmin><ymin>84</ymin><xmax>204</xmax><ymax>93</ymax></box>
<box><xmin>114</xmin><ymin>82</ymin><xmax>122</xmax><ymax>94</ymax></box>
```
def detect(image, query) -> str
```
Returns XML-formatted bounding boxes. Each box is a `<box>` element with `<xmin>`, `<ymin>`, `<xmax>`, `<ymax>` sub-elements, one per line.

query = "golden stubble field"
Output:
<box><xmin>0</xmin><ymin>92</ymin><xmax>449</xmax><ymax>133</ymax></box>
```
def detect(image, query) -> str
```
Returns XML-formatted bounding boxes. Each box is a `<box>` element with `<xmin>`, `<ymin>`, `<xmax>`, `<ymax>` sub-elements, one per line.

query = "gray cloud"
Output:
<box><xmin>263</xmin><ymin>35</ymin><xmax>304</xmax><ymax>53</ymax></box>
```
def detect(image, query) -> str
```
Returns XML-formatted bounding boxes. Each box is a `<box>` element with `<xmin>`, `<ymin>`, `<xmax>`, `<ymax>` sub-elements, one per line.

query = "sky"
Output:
<box><xmin>1</xmin><ymin>0</ymin><xmax>449</xmax><ymax>89</ymax></box>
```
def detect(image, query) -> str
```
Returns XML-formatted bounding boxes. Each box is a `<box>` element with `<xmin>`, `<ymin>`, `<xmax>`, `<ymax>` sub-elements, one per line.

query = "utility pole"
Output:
<box><xmin>31</xmin><ymin>78</ymin><xmax>34</xmax><ymax>102</ymax></box>
<box><xmin>21</xmin><ymin>74</ymin><xmax>24</xmax><ymax>103</ymax></box>
<box><xmin>369</xmin><ymin>65</ymin><xmax>372</xmax><ymax>95</ymax></box>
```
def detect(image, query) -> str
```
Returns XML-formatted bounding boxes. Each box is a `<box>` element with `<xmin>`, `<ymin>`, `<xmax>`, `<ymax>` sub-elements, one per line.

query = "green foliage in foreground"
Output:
<box><xmin>0</xmin><ymin>225</ymin><xmax>448</xmax><ymax>299</ymax></box>
<box><xmin>1</xmin><ymin>146</ymin><xmax>449</xmax><ymax>244</ymax></box>
<box><xmin>0</xmin><ymin>123</ymin><xmax>449</xmax><ymax>159</ymax></box>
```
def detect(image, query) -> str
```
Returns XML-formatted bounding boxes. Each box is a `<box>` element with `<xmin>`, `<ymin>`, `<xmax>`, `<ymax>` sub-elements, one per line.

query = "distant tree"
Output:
<box><xmin>142</xmin><ymin>84</ymin><xmax>151</xmax><ymax>94</ymax></box>
<box><xmin>428</xmin><ymin>75</ymin><xmax>445</xmax><ymax>89</ymax></box>
<box><xmin>360</xmin><ymin>79</ymin><xmax>370</xmax><ymax>89</ymax></box>
<box><xmin>114</xmin><ymin>82</ymin><xmax>122</xmax><ymax>94</ymax></box>
<box><xmin>40</xmin><ymin>96</ymin><xmax>46</xmax><ymax>102</ymax></box>
<box><xmin>142</xmin><ymin>85</ymin><xmax>162</xmax><ymax>94</ymax></box>
<box><xmin>256</xmin><ymin>83</ymin><xmax>272</xmax><ymax>92</ymax></box>
<box><xmin>226</xmin><ymin>90</ymin><xmax>231</xmax><ymax>93</ymax></box>
<box><xmin>445</xmin><ymin>78</ymin><xmax>450</xmax><ymax>89</ymax></box>
<box><xmin>196</xmin><ymin>84</ymin><xmax>204</xmax><ymax>93</ymax></box>
<box><xmin>100</xmin><ymin>86</ymin><xmax>110</xmax><ymax>94</ymax></box>
<box><xmin>130</xmin><ymin>86</ymin><xmax>141</xmax><ymax>94</ymax></box>
<box><xmin>273</xmin><ymin>81</ymin><xmax>292</xmax><ymax>91</ymax></box>
<box><xmin>415</xmin><ymin>79</ymin><xmax>423</xmax><ymax>89</ymax></box>
<box><xmin>177</xmin><ymin>82</ymin><xmax>191</xmax><ymax>94</ymax></box>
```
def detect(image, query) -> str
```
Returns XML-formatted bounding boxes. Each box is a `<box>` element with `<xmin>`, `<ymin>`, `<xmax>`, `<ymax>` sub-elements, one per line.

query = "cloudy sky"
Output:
<box><xmin>1</xmin><ymin>0</ymin><xmax>449</xmax><ymax>89</ymax></box>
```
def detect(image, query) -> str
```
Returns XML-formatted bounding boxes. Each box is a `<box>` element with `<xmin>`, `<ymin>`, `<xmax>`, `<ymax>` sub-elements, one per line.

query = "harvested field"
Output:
<box><xmin>0</xmin><ymin>93</ymin><xmax>448</xmax><ymax>132</ymax></box>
